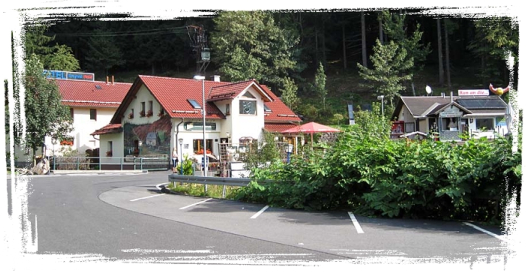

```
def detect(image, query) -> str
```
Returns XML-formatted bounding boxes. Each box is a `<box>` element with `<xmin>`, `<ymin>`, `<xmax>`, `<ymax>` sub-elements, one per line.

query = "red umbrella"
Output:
<box><xmin>281</xmin><ymin>122</ymin><xmax>341</xmax><ymax>144</ymax></box>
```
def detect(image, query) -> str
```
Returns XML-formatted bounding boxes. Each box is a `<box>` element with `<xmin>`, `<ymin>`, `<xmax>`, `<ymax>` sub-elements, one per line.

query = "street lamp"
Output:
<box><xmin>377</xmin><ymin>95</ymin><xmax>385</xmax><ymax>116</ymax></box>
<box><xmin>286</xmin><ymin>144</ymin><xmax>294</xmax><ymax>164</ymax></box>
<box><xmin>194</xmin><ymin>75</ymin><xmax>207</xmax><ymax>177</ymax></box>
<box><xmin>178</xmin><ymin>137</ymin><xmax>183</xmax><ymax>175</ymax></box>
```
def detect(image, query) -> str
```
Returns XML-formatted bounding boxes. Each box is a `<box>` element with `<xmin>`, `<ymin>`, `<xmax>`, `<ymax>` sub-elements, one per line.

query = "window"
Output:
<box><xmin>476</xmin><ymin>118</ymin><xmax>495</xmax><ymax>131</ymax></box>
<box><xmin>188</xmin><ymin>99</ymin><xmax>202</xmax><ymax>109</ymax></box>
<box><xmin>70</xmin><ymin>108</ymin><xmax>74</xmax><ymax>122</ymax></box>
<box><xmin>193</xmin><ymin>139</ymin><xmax>213</xmax><ymax>154</ymax></box>
<box><xmin>158</xmin><ymin>104</ymin><xmax>165</xmax><ymax>116</ymax></box>
<box><xmin>107</xmin><ymin>141</ymin><xmax>113</xmax><ymax>157</ymax></box>
<box><xmin>240</xmin><ymin>100</ymin><xmax>256</xmax><ymax>115</ymax></box>
<box><xmin>90</xmin><ymin>109</ymin><xmax>97</xmax><ymax>120</ymax></box>
<box><xmin>184</xmin><ymin>122</ymin><xmax>217</xmax><ymax>131</ymax></box>
<box><xmin>404</xmin><ymin>122</ymin><xmax>415</xmax><ymax>133</ymax></box>
<box><xmin>225</xmin><ymin>104</ymin><xmax>230</xmax><ymax>115</ymax></box>
<box><xmin>140</xmin><ymin>102</ymin><xmax>145</xmax><ymax>117</ymax></box>
<box><xmin>129</xmin><ymin>108</ymin><xmax>134</xmax><ymax>119</ymax></box>
<box><xmin>442</xmin><ymin>118</ymin><xmax>458</xmax><ymax>131</ymax></box>
<box><xmin>147</xmin><ymin>101</ymin><xmax>153</xmax><ymax>116</ymax></box>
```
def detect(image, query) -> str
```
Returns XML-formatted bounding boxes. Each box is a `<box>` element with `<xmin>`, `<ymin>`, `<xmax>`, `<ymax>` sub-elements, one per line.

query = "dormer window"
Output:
<box><xmin>242</xmin><ymin>92</ymin><xmax>256</xmax><ymax>99</ymax></box>
<box><xmin>188</xmin><ymin>99</ymin><xmax>202</xmax><ymax>109</ymax></box>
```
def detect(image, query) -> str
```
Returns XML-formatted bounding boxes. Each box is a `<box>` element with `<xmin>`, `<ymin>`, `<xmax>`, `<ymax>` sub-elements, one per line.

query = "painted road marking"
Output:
<box><xmin>179</xmin><ymin>198</ymin><xmax>213</xmax><ymax>210</ymax></box>
<box><xmin>130</xmin><ymin>194</ymin><xmax>165</xmax><ymax>202</ymax></box>
<box><xmin>348</xmin><ymin>212</ymin><xmax>364</xmax><ymax>234</ymax></box>
<box><xmin>463</xmin><ymin>222</ymin><xmax>508</xmax><ymax>241</ymax></box>
<box><xmin>250</xmin><ymin>205</ymin><xmax>269</xmax><ymax>219</ymax></box>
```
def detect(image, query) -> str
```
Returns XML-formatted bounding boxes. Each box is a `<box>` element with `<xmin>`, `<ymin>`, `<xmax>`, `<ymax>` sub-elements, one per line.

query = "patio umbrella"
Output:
<box><xmin>281</xmin><ymin>122</ymin><xmax>341</xmax><ymax>144</ymax></box>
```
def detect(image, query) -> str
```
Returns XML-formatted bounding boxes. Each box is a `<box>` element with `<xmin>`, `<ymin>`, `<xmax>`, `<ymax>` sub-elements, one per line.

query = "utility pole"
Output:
<box><xmin>187</xmin><ymin>25</ymin><xmax>210</xmax><ymax>76</ymax></box>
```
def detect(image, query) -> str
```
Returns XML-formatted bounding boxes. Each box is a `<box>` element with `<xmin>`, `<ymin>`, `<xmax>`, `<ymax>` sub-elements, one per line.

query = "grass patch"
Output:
<box><xmin>167</xmin><ymin>182</ymin><xmax>242</xmax><ymax>200</ymax></box>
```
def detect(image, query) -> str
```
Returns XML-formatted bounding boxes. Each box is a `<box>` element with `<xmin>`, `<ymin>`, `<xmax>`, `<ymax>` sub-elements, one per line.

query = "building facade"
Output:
<box><xmin>391</xmin><ymin>92</ymin><xmax>510</xmax><ymax>141</ymax></box>
<box><xmin>91</xmin><ymin>75</ymin><xmax>301</xmax><ymax>169</ymax></box>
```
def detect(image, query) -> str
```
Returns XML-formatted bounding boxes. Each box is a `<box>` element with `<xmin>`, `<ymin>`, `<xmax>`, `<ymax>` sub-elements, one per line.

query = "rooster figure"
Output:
<box><xmin>489</xmin><ymin>83</ymin><xmax>510</xmax><ymax>96</ymax></box>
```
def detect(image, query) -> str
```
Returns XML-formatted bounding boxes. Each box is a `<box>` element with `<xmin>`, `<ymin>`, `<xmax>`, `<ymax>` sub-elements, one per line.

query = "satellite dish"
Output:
<box><xmin>425</xmin><ymin>85</ymin><xmax>432</xmax><ymax>95</ymax></box>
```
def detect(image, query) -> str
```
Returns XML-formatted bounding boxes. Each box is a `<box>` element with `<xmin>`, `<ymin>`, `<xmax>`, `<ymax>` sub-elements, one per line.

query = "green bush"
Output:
<box><xmin>237</xmin><ymin>105</ymin><xmax>522</xmax><ymax>223</ymax></box>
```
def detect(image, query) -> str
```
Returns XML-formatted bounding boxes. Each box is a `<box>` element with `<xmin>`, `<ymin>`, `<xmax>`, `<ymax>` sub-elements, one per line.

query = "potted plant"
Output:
<box><xmin>146</xmin><ymin>110</ymin><xmax>153</xmax><ymax>117</ymax></box>
<box><xmin>106</xmin><ymin>151</ymin><xmax>112</xmax><ymax>157</ymax></box>
<box><xmin>128</xmin><ymin>112</ymin><xmax>134</xmax><ymax>119</ymax></box>
<box><xmin>139</xmin><ymin>110</ymin><xmax>145</xmax><ymax>117</ymax></box>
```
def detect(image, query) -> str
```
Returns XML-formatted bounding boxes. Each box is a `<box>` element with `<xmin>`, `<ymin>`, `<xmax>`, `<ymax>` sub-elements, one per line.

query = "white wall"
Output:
<box><xmin>99</xmin><ymin>133</ymin><xmax>123</xmax><ymax>163</ymax></box>
<box><xmin>230</xmin><ymin>87</ymin><xmax>265</xmax><ymax>143</ymax></box>
<box><xmin>122</xmin><ymin>85</ymin><xmax>163</xmax><ymax>126</ymax></box>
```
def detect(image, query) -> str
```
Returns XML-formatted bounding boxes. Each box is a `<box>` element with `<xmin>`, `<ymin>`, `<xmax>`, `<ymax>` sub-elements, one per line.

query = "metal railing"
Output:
<box><xmin>50</xmin><ymin>156</ymin><xmax>169</xmax><ymax>171</ymax></box>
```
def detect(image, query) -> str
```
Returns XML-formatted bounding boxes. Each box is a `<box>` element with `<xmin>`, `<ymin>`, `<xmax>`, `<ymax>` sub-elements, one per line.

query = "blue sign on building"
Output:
<box><xmin>43</xmin><ymin>70</ymin><xmax>94</xmax><ymax>81</ymax></box>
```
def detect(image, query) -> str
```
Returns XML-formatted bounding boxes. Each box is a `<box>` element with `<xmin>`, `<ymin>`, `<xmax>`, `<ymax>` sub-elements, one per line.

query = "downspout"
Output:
<box><xmin>175</xmin><ymin>117</ymin><xmax>184</xmax><ymax>154</ymax></box>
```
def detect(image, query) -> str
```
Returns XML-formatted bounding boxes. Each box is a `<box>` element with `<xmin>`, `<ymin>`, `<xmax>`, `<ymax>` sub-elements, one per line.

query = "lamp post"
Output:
<box><xmin>178</xmin><ymin>137</ymin><xmax>183</xmax><ymax>175</ymax></box>
<box><xmin>286</xmin><ymin>144</ymin><xmax>294</xmax><ymax>164</ymax></box>
<box><xmin>377</xmin><ymin>95</ymin><xmax>385</xmax><ymax>116</ymax></box>
<box><xmin>194</xmin><ymin>75</ymin><xmax>207</xmax><ymax>177</ymax></box>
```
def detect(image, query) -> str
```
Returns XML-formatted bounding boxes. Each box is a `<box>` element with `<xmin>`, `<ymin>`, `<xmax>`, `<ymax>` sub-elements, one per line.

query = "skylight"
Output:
<box><xmin>95</xmin><ymin>85</ymin><xmax>102</xmax><ymax>90</ymax></box>
<box><xmin>188</xmin><ymin>99</ymin><xmax>202</xmax><ymax>109</ymax></box>
<box><xmin>264</xmin><ymin>104</ymin><xmax>272</xmax><ymax>112</ymax></box>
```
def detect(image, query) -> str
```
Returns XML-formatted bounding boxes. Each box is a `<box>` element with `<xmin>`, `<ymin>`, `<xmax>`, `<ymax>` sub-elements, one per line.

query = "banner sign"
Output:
<box><xmin>43</xmin><ymin>70</ymin><xmax>94</xmax><ymax>81</ymax></box>
<box><xmin>458</xmin><ymin>89</ymin><xmax>489</xmax><ymax>96</ymax></box>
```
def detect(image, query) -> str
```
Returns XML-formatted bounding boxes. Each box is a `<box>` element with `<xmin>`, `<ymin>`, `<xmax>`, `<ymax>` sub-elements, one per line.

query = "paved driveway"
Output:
<box><xmin>17</xmin><ymin>171</ymin><xmax>517</xmax><ymax>268</ymax></box>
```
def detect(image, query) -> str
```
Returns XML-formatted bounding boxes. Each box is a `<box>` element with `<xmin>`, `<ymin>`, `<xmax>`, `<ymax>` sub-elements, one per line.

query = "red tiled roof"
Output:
<box><xmin>55</xmin><ymin>79</ymin><xmax>131</xmax><ymax>108</ymax></box>
<box><xmin>260</xmin><ymin>85</ymin><xmax>301</xmax><ymax>123</ymax></box>
<box><xmin>209</xmin><ymin>80</ymin><xmax>272</xmax><ymax>102</ymax></box>
<box><xmin>110</xmin><ymin>75</ymin><xmax>300</xmax><ymax>125</ymax></box>
<box><xmin>135</xmin><ymin>75</ymin><xmax>228</xmax><ymax>120</ymax></box>
<box><xmin>264</xmin><ymin>123</ymin><xmax>299</xmax><ymax>133</ymax></box>
<box><xmin>91</xmin><ymin>124</ymin><xmax>122</xmax><ymax>135</ymax></box>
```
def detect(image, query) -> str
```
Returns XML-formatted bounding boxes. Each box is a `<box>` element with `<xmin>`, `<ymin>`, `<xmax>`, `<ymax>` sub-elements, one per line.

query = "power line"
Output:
<box><xmin>49</xmin><ymin>26</ymin><xmax>188</xmax><ymax>37</ymax></box>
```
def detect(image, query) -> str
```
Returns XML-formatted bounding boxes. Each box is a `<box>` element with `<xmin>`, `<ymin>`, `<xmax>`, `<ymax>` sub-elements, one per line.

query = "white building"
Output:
<box><xmin>91</xmin><ymin>75</ymin><xmax>301</xmax><ymax>170</ymax></box>
<box><xmin>8</xmin><ymin>72</ymin><xmax>131</xmax><ymax>166</ymax></box>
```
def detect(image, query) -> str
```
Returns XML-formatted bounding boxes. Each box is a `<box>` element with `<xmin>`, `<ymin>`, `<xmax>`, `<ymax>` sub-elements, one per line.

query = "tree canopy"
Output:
<box><xmin>22</xmin><ymin>54</ymin><xmax>73</xmax><ymax>156</ymax></box>
<box><xmin>357</xmin><ymin>40</ymin><xmax>414</xmax><ymax>105</ymax></box>
<box><xmin>210</xmin><ymin>11</ymin><xmax>299</xmax><ymax>90</ymax></box>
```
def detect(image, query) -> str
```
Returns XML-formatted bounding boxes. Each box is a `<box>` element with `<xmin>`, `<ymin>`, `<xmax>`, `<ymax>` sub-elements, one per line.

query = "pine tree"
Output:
<box><xmin>357</xmin><ymin>40</ymin><xmax>413</xmax><ymax>105</ymax></box>
<box><xmin>280</xmin><ymin>76</ymin><xmax>300</xmax><ymax>112</ymax></box>
<box><xmin>314</xmin><ymin>62</ymin><xmax>327</xmax><ymax>110</ymax></box>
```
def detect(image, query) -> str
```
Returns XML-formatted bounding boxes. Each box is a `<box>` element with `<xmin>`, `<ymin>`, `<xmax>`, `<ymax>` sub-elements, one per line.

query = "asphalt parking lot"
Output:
<box><xmin>99</xmin><ymin>182</ymin><xmax>510</xmax><ymax>260</ymax></box>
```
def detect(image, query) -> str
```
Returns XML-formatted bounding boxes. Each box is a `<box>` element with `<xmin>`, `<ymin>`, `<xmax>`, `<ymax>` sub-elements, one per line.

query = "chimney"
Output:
<box><xmin>213</xmin><ymin>75</ymin><xmax>221</xmax><ymax>82</ymax></box>
<box><xmin>450</xmin><ymin>91</ymin><xmax>453</xmax><ymax>103</ymax></box>
<box><xmin>106</xmin><ymin>76</ymin><xmax>109</xmax><ymax>84</ymax></box>
<box><xmin>112</xmin><ymin>75</ymin><xmax>114</xmax><ymax>85</ymax></box>
<box><xmin>441</xmin><ymin>92</ymin><xmax>445</xmax><ymax>98</ymax></box>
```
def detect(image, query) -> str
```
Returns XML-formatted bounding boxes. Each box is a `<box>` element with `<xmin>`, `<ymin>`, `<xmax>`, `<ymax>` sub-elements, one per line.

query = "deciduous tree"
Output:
<box><xmin>22</xmin><ymin>55</ymin><xmax>73</xmax><ymax>157</ymax></box>
<box><xmin>211</xmin><ymin>11</ymin><xmax>298</xmax><ymax>90</ymax></box>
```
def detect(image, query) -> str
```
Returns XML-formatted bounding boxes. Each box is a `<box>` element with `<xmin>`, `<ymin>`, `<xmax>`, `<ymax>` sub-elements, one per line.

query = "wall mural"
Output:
<box><xmin>123</xmin><ymin>115</ymin><xmax>172</xmax><ymax>158</ymax></box>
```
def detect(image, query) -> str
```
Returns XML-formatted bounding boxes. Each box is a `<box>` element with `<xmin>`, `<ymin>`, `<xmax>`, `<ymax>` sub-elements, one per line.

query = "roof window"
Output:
<box><xmin>188</xmin><ymin>99</ymin><xmax>202</xmax><ymax>109</ymax></box>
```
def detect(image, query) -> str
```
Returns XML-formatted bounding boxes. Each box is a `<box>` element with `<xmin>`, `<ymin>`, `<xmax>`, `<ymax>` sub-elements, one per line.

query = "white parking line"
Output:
<box><xmin>463</xmin><ymin>222</ymin><xmax>508</xmax><ymax>241</ymax></box>
<box><xmin>130</xmin><ymin>194</ymin><xmax>165</xmax><ymax>202</ymax></box>
<box><xmin>179</xmin><ymin>198</ymin><xmax>213</xmax><ymax>210</ymax></box>
<box><xmin>250</xmin><ymin>205</ymin><xmax>269</xmax><ymax>219</ymax></box>
<box><xmin>348</xmin><ymin>212</ymin><xmax>364</xmax><ymax>234</ymax></box>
